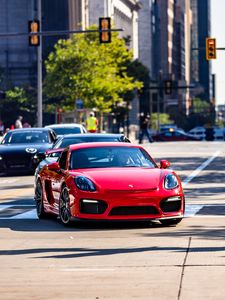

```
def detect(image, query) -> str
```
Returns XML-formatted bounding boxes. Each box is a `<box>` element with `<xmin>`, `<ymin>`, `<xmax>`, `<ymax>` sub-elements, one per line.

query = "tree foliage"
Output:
<box><xmin>44</xmin><ymin>27</ymin><xmax>143</xmax><ymax>113</ymax></box>
<box><xmin>151</xmin><ymin>113</ymin><xmax>174</xmax><ymax>130</ymax></box>
<box><xmin>0</xmin><ymin>87</ymin><xmax>36</xmax><ymax>127</ymax></box>
<box><xmin>192</xmin><ymin>98</ymin><xmax>210</xmax><ymax>113</ymax></box>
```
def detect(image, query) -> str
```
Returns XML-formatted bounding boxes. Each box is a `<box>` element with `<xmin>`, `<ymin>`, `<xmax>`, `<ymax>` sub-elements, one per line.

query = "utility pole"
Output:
<box><xmin>37</xmin><ymin>0</ymin><xmax>42</xmax><ymax>127</ymax></box>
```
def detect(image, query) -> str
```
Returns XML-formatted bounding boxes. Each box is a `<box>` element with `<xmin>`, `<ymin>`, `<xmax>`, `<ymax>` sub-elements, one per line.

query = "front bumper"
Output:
<box><xmin>69</xmin><ymin>189</ymin><xmax>185</xmax><ymax>221</ymax></box>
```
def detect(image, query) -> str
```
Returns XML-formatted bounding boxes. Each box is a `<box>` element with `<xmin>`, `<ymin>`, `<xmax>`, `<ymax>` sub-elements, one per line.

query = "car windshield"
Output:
<box><xmin>51</xmin><ymin>127</ymin><xmax>82</xmax><ymax>135</ymax></box>
<box><xmin>70</xmin><ymin>146</ymin><xmax>156</xmax><ymax>169</ymax></box>
<box><xmin>1</xmin><ymin>131</ymin><xmax>49</xmax><ymax>144</ymax></box>
<box><xmin>54</xmin><ymin>136</ymin><xmax>122</xmax><ymax>148</ymax></box>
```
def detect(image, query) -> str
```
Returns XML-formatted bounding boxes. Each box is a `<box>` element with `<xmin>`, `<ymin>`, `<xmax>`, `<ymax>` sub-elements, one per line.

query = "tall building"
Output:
<box><xmin>197</xmin><ymin>0</ymin><xmax>211</xmax><ymax>102</ymax></box>
<box><xmin>0</xmin><ymin>0</ymin><xmax>36</xmax><ymax>88</ymax></box>
<box><xmin>151</xmin><ymin>0</ymin><xmax>192</xmax><ymax>115</ymax></box>
<box><xmin>190</xmin><ymin>0</ymin><xmax>199</xmax><ymax>83</ymax></box>
<box><xmin>174</xmin><ymin>0</ymin><xmax>192</xmax><ymax>115</ymax></box>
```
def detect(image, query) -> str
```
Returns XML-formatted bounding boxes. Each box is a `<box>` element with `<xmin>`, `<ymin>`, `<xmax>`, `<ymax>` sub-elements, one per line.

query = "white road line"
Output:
<box><xmin>0</xmin><ymin>179</ymin><xmax>18</xmax><ymax>184</ymax></box>
<box><xmin>184</xmin><ymin>204</ymin><xmax>204</xmax><ymax>217</ymax></box>
<box><xmin>10</xmin><ymin>209</ymin><xmax>38</xmax><ymax>219</ymax></box>
<box><xmin>182</xmin><ymin>150</ymin><xmax>221</xmax><ymax>187</ymax></box>
<box><xmin>0</xmin><ymin>205</ymin><xmax>12</xmax><ymax>212</ymax></box>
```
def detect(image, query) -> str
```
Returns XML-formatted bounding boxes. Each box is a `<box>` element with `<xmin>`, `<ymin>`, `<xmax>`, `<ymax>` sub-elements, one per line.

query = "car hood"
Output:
<box><xmin>0</xmin><ymin>143</ymin><xmax>52</xmax><ymax>154</ymax></box>
<box><xmin>72</xmin><ymin>168</ymin><xmax>166</xmax><ymax>191</ymax></box>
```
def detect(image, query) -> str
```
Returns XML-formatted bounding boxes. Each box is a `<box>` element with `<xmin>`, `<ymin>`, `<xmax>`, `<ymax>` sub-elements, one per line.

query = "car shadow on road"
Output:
<box><xmin>0</xmin><ymin>218</ymin><xmax>162</xmax><ymax>232</ymax></box>
<box><xmin>1</xmin><ymin>242</ymin><xmax>225</xmax><ymax>259</ymax></box>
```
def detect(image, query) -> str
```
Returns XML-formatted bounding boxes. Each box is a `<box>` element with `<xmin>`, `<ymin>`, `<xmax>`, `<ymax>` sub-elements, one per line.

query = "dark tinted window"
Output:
<box><xmin>1</xmin><ymin>131</ymin><xmax>49</xmax><ymax>144</ymax></box>
<box><xmin>54</xmin><ymin>136</ymin><xmax>122</xmax><ymax>149</ymax></box>
<box><xmin>70</xmin><ymin>146</ymin><xmax>156</xmax><ymax>169</ymax></box>
<box><xmin>51</xmin><ymin>127</ymin><xmax>82</xmax><ymax>135</ymax></box>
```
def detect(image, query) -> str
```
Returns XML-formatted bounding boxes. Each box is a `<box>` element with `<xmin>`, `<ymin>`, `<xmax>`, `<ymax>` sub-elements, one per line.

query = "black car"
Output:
<box><xmin>45</xmin><ymin>123</ymin><xmax>87</xmax><ymax>138</ymax></box>
<box><xmin>34</xmin><ymin>133</ymin><xmax>130</xmax><ymax>176</ymax></box>
<box><xmin>0</xmin><ymin>128</ymin><xmax>57</xmax><ymax>174</ymax></box>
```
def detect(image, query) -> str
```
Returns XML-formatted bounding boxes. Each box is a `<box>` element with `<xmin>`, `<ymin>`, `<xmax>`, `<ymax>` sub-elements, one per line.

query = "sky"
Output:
<box><xmin>211</xmin><ymin>0</ymin><xmax>225</xmax><ymax>105</ymax></box>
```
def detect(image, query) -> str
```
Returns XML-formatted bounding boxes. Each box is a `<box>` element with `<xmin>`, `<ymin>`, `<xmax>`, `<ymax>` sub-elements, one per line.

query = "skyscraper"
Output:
<box><xmin>197</xmin><ymin>0</ymin><xmax>211</xmax><ymax>102</ymax></box>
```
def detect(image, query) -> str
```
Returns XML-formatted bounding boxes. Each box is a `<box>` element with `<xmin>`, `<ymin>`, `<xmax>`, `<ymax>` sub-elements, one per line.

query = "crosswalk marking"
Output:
<box><xmin>10</xmin><ymin>209</ymin><xmax>38</xmax><ymax>219</ymax></box>
<box><xmin>184</xmin><ymin>204</ymin><xmax>204</xmax><ymax>217</ymax></box>
<box><xmin>0</xmin><ymin>179</ymin><xmax>18</xmax><ymax>184</ymax></box>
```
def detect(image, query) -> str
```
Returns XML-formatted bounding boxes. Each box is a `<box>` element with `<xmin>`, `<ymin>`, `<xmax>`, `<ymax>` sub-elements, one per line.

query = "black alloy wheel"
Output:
<box><xmin>59</xmin><ymin>186</ymin><xmax>72</xmax><ymax>225</ymax></box>
<box><xmin>35</xmin><ymin>180</ymin><xmax>48</xmax><ymax>219</ymax></box>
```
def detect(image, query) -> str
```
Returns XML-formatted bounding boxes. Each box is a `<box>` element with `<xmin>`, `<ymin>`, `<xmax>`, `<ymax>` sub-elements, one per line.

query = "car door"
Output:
<box><xmin>49</xmin><ymin>150</ymin><xmax>68</xmax><ymax>213</ymax></box>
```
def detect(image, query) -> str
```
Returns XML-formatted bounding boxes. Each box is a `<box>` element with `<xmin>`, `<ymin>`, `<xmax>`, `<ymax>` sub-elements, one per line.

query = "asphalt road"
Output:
<box><xmin>0</xmin><ymin>141</ymin><xmax>225</xmax><ymax>300</ymax></box>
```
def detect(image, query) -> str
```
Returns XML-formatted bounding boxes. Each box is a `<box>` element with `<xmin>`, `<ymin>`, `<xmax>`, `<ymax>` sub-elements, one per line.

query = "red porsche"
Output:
<box><xmin>34</xmin><ymin>142</ymin><xmax>185</xmax><ymax>226</ymax></box>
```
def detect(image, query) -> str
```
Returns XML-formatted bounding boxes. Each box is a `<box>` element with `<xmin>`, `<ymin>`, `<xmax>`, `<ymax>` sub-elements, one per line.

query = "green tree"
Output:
<box><xmin>44</xmin><ymin>27</ymin><xmax>143</xmax><ymax>114</ymax></box>
<box><xmin>0</xmin><ymin>87</ymin><xmax>36</xmax><ymax>127</ymax></box>
<box><xmin>151</xmin><ymin>113</ymin><xmax>174</xmax><ymax>131</ymax></box>
<box><xmin>192</xmin><ymin>98</ymin><xmax>210</xmax><ymax>113</ymax></box>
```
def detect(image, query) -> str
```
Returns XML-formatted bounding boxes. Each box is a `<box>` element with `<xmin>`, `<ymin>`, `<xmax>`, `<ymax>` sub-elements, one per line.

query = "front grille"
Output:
<box><xmin>109</xmin><ymin>206</ymin><xmax>159</xmax><ymax>216</ymax></box>
<box><xmin>4</xmin><ymin>153</ymin><xmax>32</xmax><ymax>169</ymax></box>
<box><xmin>160</xmin><ymin>198</ymin><xmax>182</xmax><ymax>212</ymax></box>
<box><xmin>80</xmin><ymin>199</ymin><xmax>107</xmax><ymax>214</ymax></box>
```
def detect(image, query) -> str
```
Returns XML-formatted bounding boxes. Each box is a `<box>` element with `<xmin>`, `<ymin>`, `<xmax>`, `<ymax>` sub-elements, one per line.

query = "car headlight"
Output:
<box><xmin>0</xmin><ymin>155</ymin><xmax>2</xmax><ymax>160</ymax></box>
<box><xmin>75</xmin><ymin>176</ymin><xmax>96</xmax><ymax>192</ymax></box>
<box><xmin>164</xmin><ymin>174</ymin><xmax>179</xmax><ymax>190</ymax></box>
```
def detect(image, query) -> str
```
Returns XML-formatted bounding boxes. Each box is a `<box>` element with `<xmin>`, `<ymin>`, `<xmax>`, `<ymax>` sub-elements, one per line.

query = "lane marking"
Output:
<box><xmin>182</xmin><ymin>150</ymin><xmax>221</xmax><ymax>187</ymax></box>
<box><xmin>10</xmin><ymin>209</ymin><xmax>38</xmax><ymax>219</ymax></box>
<box><xmin>0</xmin><ymin>179</ymin><xmax>18</xmax><ymax>184</ymax></box>
<box><xmin>184</xmin><ymin>204</ymin><xmax>204</xmax><ymax>217</ymax></box>
<box><xmin>0</xmin><ymin>205</ymin><xmax>12</xmax><ymax>212</ymax></box>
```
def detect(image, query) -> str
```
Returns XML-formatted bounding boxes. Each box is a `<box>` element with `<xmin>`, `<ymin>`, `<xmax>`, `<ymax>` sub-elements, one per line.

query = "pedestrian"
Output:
<box><xmin>15</xmin><ymin>115</ymin><xmax>23</xmax><ymax>129</ymax></box>
<box><xmin>86</xmin><ymin>111</ymin><xmax>98</xmax><ymax>133</ymax></box>
<box><xmin>139</xmin><ymin>115</ymin><xmax>154</xmax><ymax>144</ymax></box>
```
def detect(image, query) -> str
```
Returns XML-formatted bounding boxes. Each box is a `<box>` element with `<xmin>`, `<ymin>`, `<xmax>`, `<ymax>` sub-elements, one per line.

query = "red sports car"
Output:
<box><xmin>34</xmin><ymin>142</ymin><xmax>185</xmax><ymax>226</ymax></box>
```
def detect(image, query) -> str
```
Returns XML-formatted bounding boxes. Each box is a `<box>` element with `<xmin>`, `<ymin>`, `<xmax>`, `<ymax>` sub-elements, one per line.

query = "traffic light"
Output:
<box><xmin>99</xmin><ymin>17</ymin><xmax>111</xmax><ymax>43</ymax></box>
<box><xmin>164</xmin><ymin>80</ymin><xmax>172</xmax><ymax>95</ymax></box>
<box><xmin>28</xmin><ymin>20</ymin><xmax>40</xmax><ymax>46</ymax></box>
<box><xmin>206</xmin><ymin>38</ymin><xmax>216</xmax><ymax>60</ymax></box>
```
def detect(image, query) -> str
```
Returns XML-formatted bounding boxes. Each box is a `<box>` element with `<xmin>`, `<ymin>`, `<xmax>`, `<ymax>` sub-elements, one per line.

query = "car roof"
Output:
<box><xmin>45</xmin><ymin>123</ymin><xmax>84</xmax><ymax>128</ymax></box>
<box><xmin>68</xmin><ymin>142</ymin><xmax>139</xmax><ymax>151</ymax></box>
<box><xmin>58</xmin><ymin>133</ymin><xmax>125</xmax><ymax>138</ymax></box>
<box><xmin>7</xmin><ymin>127</ymin><xmax>52</xmax><ymax>133</ymax></box>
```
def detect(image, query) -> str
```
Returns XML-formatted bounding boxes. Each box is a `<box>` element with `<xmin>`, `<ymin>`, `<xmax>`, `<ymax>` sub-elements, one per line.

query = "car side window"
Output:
<box><xmin>58</xmin><ymin>150</ymin><xmax>68</xmax><ymax>170</ymax></box>
<box><xmin>49</xmin><ymin>130</ymin><xmax>57</xmax><ymax>143</ymax></box>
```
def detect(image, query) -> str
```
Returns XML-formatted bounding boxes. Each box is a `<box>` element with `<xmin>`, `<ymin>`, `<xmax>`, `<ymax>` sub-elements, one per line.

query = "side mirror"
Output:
<box><xmin>48</xmin><ymin>162</ymin><xmax>61</xmax><ymax>172</ymax></box>
<box><xmin>160</xmin><ymin>160</ymin><xmax>170</xmax><ymax>169</ymax></box>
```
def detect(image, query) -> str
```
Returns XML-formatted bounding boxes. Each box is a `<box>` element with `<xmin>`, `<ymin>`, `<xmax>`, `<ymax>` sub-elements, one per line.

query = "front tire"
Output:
<box><xmin>35</xmin><ymin>180</ymin><xmax>48</xmax><ymax>219</ymax></box>
<box><xmin>160</xmin><ymin>218</ymin><xmax>183</xmax><ymax>226</ymax></box>
<box><xmin>59</xmin><ymin>186</ymin><xmax>72</xmax><ymax>226</ymax></box>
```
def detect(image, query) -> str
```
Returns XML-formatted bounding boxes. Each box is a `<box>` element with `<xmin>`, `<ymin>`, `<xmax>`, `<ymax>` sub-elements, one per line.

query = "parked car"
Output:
<box><xmin>212</xmin><ymin>127</ymin><xmax>224</xmax><ymax>140</ymax></box>
<box><xmin>34</xmin><ymin>133</ymin><xmax>130</xmax><ymax>176</ymax></box>
<box><xmin>189</xmin><ymin>126</ymin><xmax>224</xmax><ymax>141</ymax></box>
<box><xmin>188</xmin><ymin>126</ymin><xmax>206</xmax><ymax>140</ymax></box>
<box><xmin>159</xmin><ymin>124</ymin><xmax>178</xmax><ymax>133</ymax></box>
<box><xmin>34</xmin><ymin>142</ymin><xmax>185</xmax><ymax>226</ymax></box>
<box><xmin>0</xmin><ymin>128</ymin><xmax>57</xmax><ymax>174</ymax></box>
<box><xmin>153</xmin><ymin>129</ymin><xmax>201</xmax><ymax>142</ymax></box>
<box><xmin>45</xmin><ymin>123</ymin><xmax>87</xmax><ymax>137</ymax></box>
